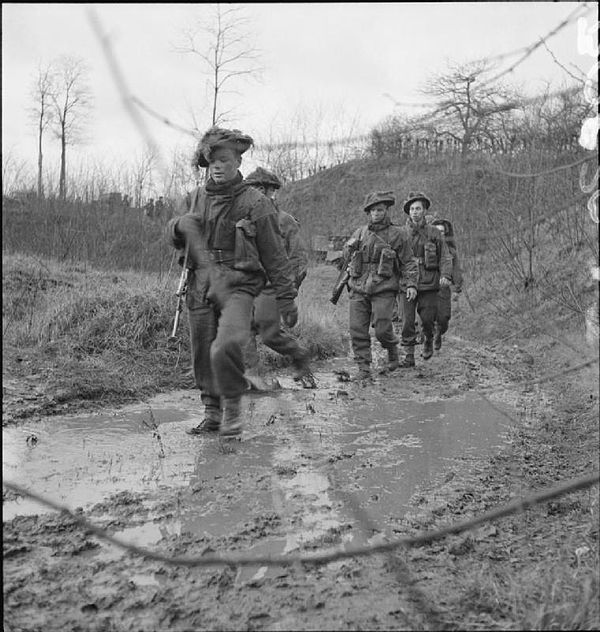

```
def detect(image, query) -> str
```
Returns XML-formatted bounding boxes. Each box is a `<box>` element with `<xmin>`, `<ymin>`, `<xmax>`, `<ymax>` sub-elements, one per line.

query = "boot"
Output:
<box><xmin>291</xmin><ymin>351</ymin><xmax>317</xmax><ymax>389</ymax></box>
<box><xmin>433</xmin><ymin>328</ymin><xmax>442</xmax><ymax>351</ymax></box>
<box><xmin>399</xmin><ymin>350</ymin><xmax>415</xmax><ymax>368</ymax></box>
<box><xmin>385</xmin><ymin>345</ymin><xmax>400</xmax><ymax>373</ymax></box>
<box><xmin>186</xmin><ymin>394</ymin><xmax>221</xmax><ymax>435</ymax></box>
<box><xmin>220</xmin><ymin>396</ymin><xmax>243</xmax><ymax>439</ymax></box>
<box><xmin>423</xmin><ymin>337</ymin><xmax>434</xmax><ymax>360</ymax></box>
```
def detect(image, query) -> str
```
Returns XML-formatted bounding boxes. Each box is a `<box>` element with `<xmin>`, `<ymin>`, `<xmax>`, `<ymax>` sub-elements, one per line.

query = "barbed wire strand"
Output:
<box><xmin>477</xmin><ymin>3</ymin><xmax>593</xmax><ymax>90</ymax></box>
<box><xmin>4</xmin><ymin>473</ymin><xmax>597</xmax><ymax>569</ymax></box>
<box><xmin>473</xmin><ymin>3</ymin><xmax>592</xmax><ymax>67</ymax></box>
<box><xmin>481</xmin><ymin>152</ymin><xmax>597</xmax><ymax>179</ymax></box>
<box><xmin>130</xmin><ymin>96</ymin><xmax>198</xmax><ymax>139</ymax></box>
<box><xmin>323</xmin><ymin>485</ymin><xmax>446</xmax><ymax>630</ymax></box>
<box><xmin>283</xmin><ymin>409</ymin><xmax>446</xmax><ymax>629</ymax></box>
<box><xmin>476</xmin><ymin>357</ymin><xmax>598</xmax><ymax>396</ymax></box>
<box><xmin>86</xmin><ymin>8</ymin><xmax>168</xmax><ymax>178</ymax></box>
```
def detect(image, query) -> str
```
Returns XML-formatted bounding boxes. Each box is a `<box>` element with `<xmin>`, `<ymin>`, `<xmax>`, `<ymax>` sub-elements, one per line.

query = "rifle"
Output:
<box><xmin>168</xmin><ymin>245</ymin><xmax>190</xmax><ymax>343</ymax></box>
<box><xmin>329</xmin><ymin>265</ymin><xmax>350</xmax><ymax>305</ymax></box>
<box><xmin>329</xmin><ymin>237</ymin><xmax>359</xmax><ymax>305</ymax></box>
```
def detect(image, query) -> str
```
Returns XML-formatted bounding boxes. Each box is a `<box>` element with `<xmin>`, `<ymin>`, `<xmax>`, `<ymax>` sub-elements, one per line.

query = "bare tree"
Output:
<box><xmin>421</xmin><ymin>60</ymin><xmax>518</xmax><ymax>156</ymax></box>
<box><xmin>50</xmin><ymin>56</ymin><xmax>93</xmax><ymax>200</ymax></box>
<box><xmin>28</xmin><ymin>62</ymin><xmax>56</xmax><ymax>199</ymax></box>
<box><xmin>255</xmin><ymin>102</ymin><xmax>366</xmax><ymax>182</ymax></box>
<box><xmin>174</xmin><ymin>4</ymin><xmax>262</xmax><ymax>127</ymax></box>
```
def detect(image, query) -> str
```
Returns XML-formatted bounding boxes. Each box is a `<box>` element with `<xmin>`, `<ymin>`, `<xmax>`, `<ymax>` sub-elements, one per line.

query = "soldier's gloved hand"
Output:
<box><xmin>406</xmin><ymin>287</ymin><xmax>417</xmax><ymax>302</ymax></box>
<box><xmin>439</xmin><ymin>277</ymin><xmax>452</xmax><ymax>288</ymax></box>
<box><xmin>279</xmin><ymin>299</ymin><xmax>299</xmax><ymax>328</ymax></box>
<box><xmin>175</xmin><ymin>214</ymin><xmax>203</xmax><ymax>240</ymax></box>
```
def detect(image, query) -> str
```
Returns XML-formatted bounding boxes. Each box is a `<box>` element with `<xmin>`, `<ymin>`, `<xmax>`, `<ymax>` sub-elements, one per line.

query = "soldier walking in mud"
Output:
<box><xmin>431</xmin><ymin>218</ymin><xmax>463</xmax><ymax>351</ymax></box>
<box><xmin>343</xmin><ymin>191</ymin><xmax>417</xmax><ymax>380</ymax></box>
<box><xmin>243</xmin><ymin>167</ymin><xmax>316</xmax><ymax>389</ymax></box>
<box><xmin>398</xmin><ymin>191</ymin><xmax>452</xmax><ymax>366</ymax></box>
<box><xmin>166</xmin><ymin>127</ymin><xmax>298</xmax><ymax>439</ymax></box>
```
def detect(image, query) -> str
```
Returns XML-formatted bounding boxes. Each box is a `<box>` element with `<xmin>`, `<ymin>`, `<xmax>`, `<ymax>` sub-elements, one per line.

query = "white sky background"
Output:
<box><xmin>2</xmin><ymin>2</ymin><xmax>598</xmax><ymax>180</ymax></box>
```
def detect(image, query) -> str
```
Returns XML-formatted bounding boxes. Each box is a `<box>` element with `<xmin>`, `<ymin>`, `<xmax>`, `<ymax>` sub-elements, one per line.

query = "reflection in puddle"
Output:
<box><xmin>2</xmin><ymin>409</ymin><xmax>205</xmax><ymax>520</ymax></box>
<box><xmin>4</xmin><ymin>374</ymin><xmax>510</xmax><ymax>565</ymax></box>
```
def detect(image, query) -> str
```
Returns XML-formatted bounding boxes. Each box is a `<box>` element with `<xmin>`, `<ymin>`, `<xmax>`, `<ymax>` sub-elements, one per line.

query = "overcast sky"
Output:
<box><xmin>2</xmin><ymin>2</ymin><xmax>597</xmax><ymax>175</ymax></box>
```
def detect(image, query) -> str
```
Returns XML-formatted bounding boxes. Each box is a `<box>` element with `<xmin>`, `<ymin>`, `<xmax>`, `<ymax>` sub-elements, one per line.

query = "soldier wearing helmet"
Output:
<box><xmin>343</xmin><ymin>191</ymin><xmax>417</xmax><ymax>381</ymax></box>
<box><xmin>244</xmin><ymin>167</ymin><xmax>314</xmax><ymax>388</ymax></box>
<box><xmin>431</xmin><ymin>218</ymin><xmax>463</xmax><ymax>351</ymax></box>
<box><xmin>398</xmin><ymin>191</ymin><xmax>453</xmax><ymax>366</ymax></box>
<box><xmin>166</xmin><ymin>127</ymin><xmax>298</xmax><ymax>439</ymax></box>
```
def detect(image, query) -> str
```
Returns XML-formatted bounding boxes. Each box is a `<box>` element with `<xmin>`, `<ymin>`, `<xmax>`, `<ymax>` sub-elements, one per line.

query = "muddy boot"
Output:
<box><xmin>186</xmin><ymin>394</ymin><xmax>221</xmax><ymax>435</ymax></box>
<box><xmin>422</xmin><ymin>337</ymin><xmax>434</xmax><ymax>360</ymax></box>
<box><xmin>291</xmin><ymin>351</ymin><xmax>317</xmax><ymax>389</ymax></box>
<box><xmin>387</xmin><ymin>345</ymin><xmax>400</xmax><ymax>372</ymax></box>
<box><xmin>399</xmin><ymin>350</ymin><xmax>415</xmax><ymax>368</ymax></box>
<box><xmin>220</xmin><ymin>397</ymin><xmax>243</xmax><ymax>439</ymax></box>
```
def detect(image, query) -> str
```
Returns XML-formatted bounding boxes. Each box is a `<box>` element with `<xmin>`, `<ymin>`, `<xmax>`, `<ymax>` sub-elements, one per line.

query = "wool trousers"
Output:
<box><xmin>349</xmin><ymin>291</ymin><xmax>398</xmax><ymax>366</ymax></box>
<box><xmin>401</xmin><ymin>290</ymin><xmax>438</xmax><ymax>347</ymax></box>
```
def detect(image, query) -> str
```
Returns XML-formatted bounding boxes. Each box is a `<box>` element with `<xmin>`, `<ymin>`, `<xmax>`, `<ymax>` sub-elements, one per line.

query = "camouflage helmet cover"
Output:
<box><xmin>192</xmin><ymin>126</ymin><xmax>254</xmax><ymax>168</ymax></box>
<box><xmin>245</xmin><ymin>166</ymin><xmax>282</xmax><ymax>189</ymax></box>
<box><xmin>403</xmin><ymin>191</ymin><xmax>432</xmax><ymax>214</ymax></box>
<box><xmin>363</xmin><ymin>190</ymin><xmax>395</xmax><ymax>213</ymax></box>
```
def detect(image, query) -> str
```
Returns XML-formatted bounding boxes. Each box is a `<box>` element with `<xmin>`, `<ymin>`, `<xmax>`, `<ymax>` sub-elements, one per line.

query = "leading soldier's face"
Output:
<box><xmin>409</xmin><ymin>201</ymin><xmax>425</xmax><ymax>222</ymax></box>
<box><xmin>208</xmin><ymin>147</ymin><xmax>242</xmax><ymax>183</ymax></box>
<box><xmin>368</xmin><ymin>202</ymin><xmax>388</xmax><ymax>223</ymax></box>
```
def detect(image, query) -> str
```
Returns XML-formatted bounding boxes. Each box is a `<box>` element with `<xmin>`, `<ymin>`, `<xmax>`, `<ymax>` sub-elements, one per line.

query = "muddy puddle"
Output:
<box><xmin>3</xmin><ymin>366</ymin><xmax>511</xmax><ymax>579</ymax></box>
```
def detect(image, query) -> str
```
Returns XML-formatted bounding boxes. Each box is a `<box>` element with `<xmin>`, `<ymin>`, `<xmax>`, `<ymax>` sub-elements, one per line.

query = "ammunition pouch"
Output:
<box><xmin>233</xmin><ymin>218</ymin><xmax>262</xmax><ymax>272</ymax></box>
<box><xmin>423</xmin><ymin>241</ymin><xmax>439</xmax><ymax>271</ymax></box>
<box><xmin>377</xmin><ymin>247</ymin><xmax>396</xmax><ymax>278</ymax></box>
<box><xmin>349</xmin><ymin>250</ymin><xmax>363</xmax><ymax>278</ymax></box>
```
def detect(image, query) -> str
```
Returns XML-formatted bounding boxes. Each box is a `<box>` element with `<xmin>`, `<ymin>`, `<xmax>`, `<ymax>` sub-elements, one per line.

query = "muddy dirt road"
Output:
<box><xmin>3</xmin><ymin>335</ymin><xmax>597</xmax><ymax>631</ymax></box>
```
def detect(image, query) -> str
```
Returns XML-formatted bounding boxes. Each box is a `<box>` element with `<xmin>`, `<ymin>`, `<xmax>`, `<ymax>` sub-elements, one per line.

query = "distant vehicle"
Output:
<box><xmin>310</xmin><ymin>233</ymin><xmax>350</xmax><ymax>265</ymax></box>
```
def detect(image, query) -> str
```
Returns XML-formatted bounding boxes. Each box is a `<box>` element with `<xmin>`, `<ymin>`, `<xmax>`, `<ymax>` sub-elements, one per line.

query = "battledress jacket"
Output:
<box><xmin>166</xmin><ymin>178</ymin><xmax>297</xmax><ymax>304</ymax></box>
<box><xmin>275</xmin><ymin>208</ymin><xmax>308</xmax><ymax>289</ymax></box>
<box><xmin>343</xmin><ymin>220</ymin><xmax>418</xmax><ymax>297</ymax></box>
<box><xmin>446</xmin><ymin>243</ymin><xmax>464</xmax><ymax>291</ymax></box>
<box><xmin>399</xmin><ymin>218</ymin><xmax>453</xmax><ymax>292</ymax></box>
